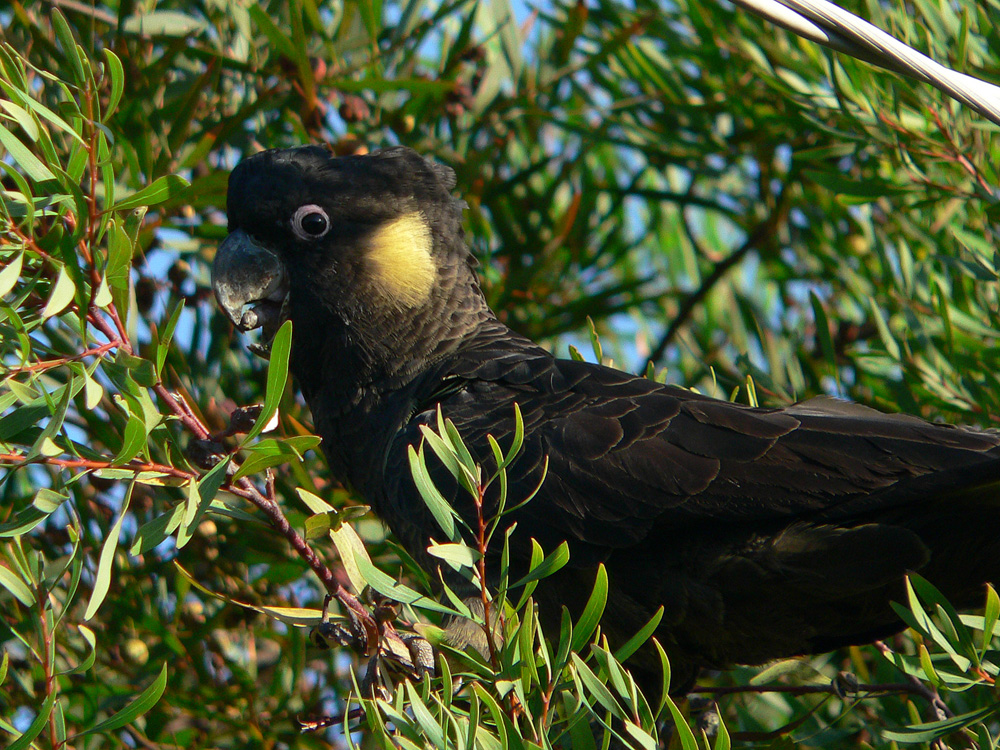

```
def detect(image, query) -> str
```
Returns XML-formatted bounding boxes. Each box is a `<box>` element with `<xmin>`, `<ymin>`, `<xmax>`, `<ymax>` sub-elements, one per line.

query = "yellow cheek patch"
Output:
<box><xmin>366</xmin><ymin>212</ymin><xmax>436</xmax><ymax>308</ymax></box>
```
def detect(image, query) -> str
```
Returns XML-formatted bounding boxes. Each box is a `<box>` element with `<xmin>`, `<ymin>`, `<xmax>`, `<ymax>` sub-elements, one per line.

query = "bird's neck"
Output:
<box><xmin>286</xmin><ymin>257</ymin><xmax>496</xmax><ymax>490</ymax></box>
<box><xmin>291</xmin><ymin>264</ymin><xmax>493</xmax><ymax>398</ymax></box>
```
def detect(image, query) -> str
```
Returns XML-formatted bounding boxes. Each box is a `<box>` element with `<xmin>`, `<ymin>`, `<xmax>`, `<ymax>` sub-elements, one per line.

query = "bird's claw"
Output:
<box><xmin>309</xmin><ymin>591</ymin><xmax>435</xmax><ymax>695</ymax></box>
<box><xmin>310</xmin><ymin>592</ymin><xmax>379</xmax><ymax>655</ymax></box>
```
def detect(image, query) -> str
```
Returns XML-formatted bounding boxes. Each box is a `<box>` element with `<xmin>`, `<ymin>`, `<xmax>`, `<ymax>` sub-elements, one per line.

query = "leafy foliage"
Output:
<box><xmin>1</xmin><ymin>0</ymin><xmax>999</xmax><ymax>748</ymax></box>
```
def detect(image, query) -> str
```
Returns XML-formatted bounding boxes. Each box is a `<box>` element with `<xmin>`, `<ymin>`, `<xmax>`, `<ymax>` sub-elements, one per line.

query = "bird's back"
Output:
<box><xmin>377</xmin><ymin>323</ymin><xmax>1000</xmax><ymax>691</ymax></box>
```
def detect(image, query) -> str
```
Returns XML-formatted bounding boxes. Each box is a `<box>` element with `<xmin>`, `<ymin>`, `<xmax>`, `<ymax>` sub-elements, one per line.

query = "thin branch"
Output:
<box><xmin>872</xmin><ymin>641</ymin><xmax>953</xmax><ymax>720</ymax></box>
<box><xmin>0</xmin><ymin>452</ymin><xmax>193</xmax><ymax>480</ymax></box>
<box><xmin>1</xmin><ymin>340</ymin><xmax>120</xmax><ymax>375</ymax></box>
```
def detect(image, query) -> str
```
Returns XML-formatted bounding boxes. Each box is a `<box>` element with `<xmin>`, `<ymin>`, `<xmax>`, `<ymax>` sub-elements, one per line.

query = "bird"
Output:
<box><xmin>212</xmin><ymin>144</ymin><xmax>1000</xmax><ymax>695</ymax></box>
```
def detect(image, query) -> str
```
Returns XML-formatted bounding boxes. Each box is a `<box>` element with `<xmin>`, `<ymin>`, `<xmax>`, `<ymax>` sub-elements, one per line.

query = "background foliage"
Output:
<box><xmin>1</xmin><ymin>0</ymin><xmax>999</xmax><ymax>747</ymax></box>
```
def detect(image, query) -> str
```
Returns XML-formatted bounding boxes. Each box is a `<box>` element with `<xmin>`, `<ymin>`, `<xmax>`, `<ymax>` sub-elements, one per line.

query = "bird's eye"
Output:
<box><xmin>292</xmin><ymin>204</ymin><xmax>330</xmax><ymax>240</ymax></box>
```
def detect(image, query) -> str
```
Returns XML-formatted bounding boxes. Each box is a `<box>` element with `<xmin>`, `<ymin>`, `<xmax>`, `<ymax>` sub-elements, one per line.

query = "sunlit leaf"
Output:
<box><xmin>111</xmin><ymin>174</ymin><xmax>189</xmax><ymax>211</ymax></box>
<box><xmin>84</xmin><ymin>480</ymin><xmax>133</xmax><ymax>620</ymax></box>
<box><xmin>41</xmin><ymin>265</ymin><xmax>76</xmax><ymax>318</ymax></box>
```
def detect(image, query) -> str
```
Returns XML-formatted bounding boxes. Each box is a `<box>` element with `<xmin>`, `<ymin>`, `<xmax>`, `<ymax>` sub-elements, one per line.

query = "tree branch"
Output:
<box><xmin>648</xmin><ymin>196</ymin><xmax>789</xmax><ymax>365</ymax></box>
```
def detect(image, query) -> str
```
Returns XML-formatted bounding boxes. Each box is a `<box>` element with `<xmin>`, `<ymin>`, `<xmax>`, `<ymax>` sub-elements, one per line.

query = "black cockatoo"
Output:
<box><xmin>212</xmin><ymin>145</ymin><xmax>1000</xmax><ymax>693</ymax></box>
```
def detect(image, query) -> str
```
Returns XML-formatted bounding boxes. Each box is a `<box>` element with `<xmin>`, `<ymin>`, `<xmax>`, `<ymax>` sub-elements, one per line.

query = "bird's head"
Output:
<box><xmin>213</xmin><ymin>146</ymin><xmax>491</xmax><ymax>389</ymax></box>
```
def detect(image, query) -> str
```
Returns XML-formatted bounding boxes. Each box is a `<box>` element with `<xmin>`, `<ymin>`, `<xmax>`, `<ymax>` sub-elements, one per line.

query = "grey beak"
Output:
<box><xmin>212</xmin><ymin>229</ymin><xmax>289</xmax><ymax>332</ymax></box>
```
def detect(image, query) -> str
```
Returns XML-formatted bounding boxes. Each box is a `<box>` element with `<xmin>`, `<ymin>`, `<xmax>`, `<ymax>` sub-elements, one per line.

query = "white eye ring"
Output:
<box><xmin>291</xmin><ymin>204</ymin><xmax>330</xmax><ymax>240</ymax></box>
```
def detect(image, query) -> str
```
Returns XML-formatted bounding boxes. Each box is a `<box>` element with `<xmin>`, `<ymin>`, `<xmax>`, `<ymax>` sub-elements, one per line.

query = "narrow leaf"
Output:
<box><xmin>0</xmin><ymin>124</ymin><xmax>56</xmax><ymax>181</ymax></box>
<box><xmin>7</xmin><ymin>689</ymin><xmax>57</xmax><ymax>750</ymax></box>
<box><xmin>409</xmin><ymin>443</ymin><xmax>459</xmax><ymax>540</ymax></box>
<box><xmin>571</xmin><ymin>652</ymin><xmax>623</xmax><ymax>719</ymax></box>
<box><xmin>511</xmin><ymin>541</ymin><xmax>570</xmax><ymax>588</ymax></box>
<box><xmin>85</xmin><ymin>480</ymin><xmax>133</xmax><ymax>620</ymax></box>
<box><xmin>572</xmin><ymin>564</ymin><xmax>608</xmax><ymax>651</ymax></box>
<box><xmin>73</xmin><ymin>663</ymin><xmax>168</xmax><ymax>737</ymax></box>
<box><xmin>244</xmin><ymin>320</ymin><xmax>291</xmax><ymax>442</ymax></box>
<box><xmin>883</xmin><ymin>702</ymin><xmax>1000</xmax><ymax>743</ymax></box>
<box><xmin>615</xmin><ymin>605</ymin><xmax>664</xmax><ymax>662</ymax></box>
<box><xmin>111</xmin><ymin>175</ymin><xmax>189</xmax><ymax>211</ymax></box>
<box><xmin>329</xmin><ymin>515</ymin><xmax>371</xmax><ymax>594</ymax></box>
<box><xmin>353</xmin><ymin>552</ymin><xmax>459</xmax><ymax>616</ymax></box>
<box><xmin>102</xmin><ymin>49</ymin><xmax>125</xmax><ymax>117</ymax></box>
<box><xmin>0</xmin><ymin>565</ymin><xmax>35</xmax><ymax>606</ymax></box>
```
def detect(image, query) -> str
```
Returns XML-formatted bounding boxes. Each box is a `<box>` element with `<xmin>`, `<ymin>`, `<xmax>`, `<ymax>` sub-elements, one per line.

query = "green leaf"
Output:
<box><xmin>7</xmin><ymin>688</ymin><xmax>57</xmax><ymax>750</ymax></box>
<box><xmin>0</xmin><ymin>124</ymin><xmax>56</xmax><ymax>181</ymax></box>
<box><xmin>0</xmin><ymin>488</ymin><xmax>67</xmax><ymax>537</ymax></box>
<box><xmin>232</xmin><ymin>435</ymin><xmax>320</xmax><ymax>480</ymax></box>
<box><xmin>571</xmin><ymin>652</ymin><xmax>623</xmax><ymax>719</ymax></box>
<box><xmin>750</xmin><ymin>658</ymin><xmax>822</xmax><ymax>685</ymax></box>
<box><xmin>111</xmin><ymin>174</ymin><xmax>189</xmax><ymax>211</ymax></box>
<box><xmin>511</xmin><ymin>541</ymin><xmax>569</xmax><ymax>589</ymax></box>
<box><xmin>155</xmin><ymin>299</ymin><xmax>184</xmax><ymax>376</ymax></box>
<box><xmin>113</xmin><ymin>413</ymin><xmax>149</xmax><ymax>463</ymax></box>
<box><xmin>51</xmin><ymin>8</ymin><xmax>85</xmax><ymax>85</ymax></box>
<box><xmin>442</xmin><ymin>417</ymin><xmax>479</xmax><ymax>482</ymax></box>
<box><xmin>404</xmin><ymin>680</ymin><xmax>445</xmax><ymax>748</ymax></box>
<box><xmin>409</xmin><ymin>443</ymin><xmax>460</xmax><ymax>541</ymax></box>
<box><xmin>615</xmin><ymin>605</ymin><xmax>664</xmax><ymax>662</ymax></box>
<box><xmin>41</xmin><ymin>265</ymin><xmax>76</xmax><ymax>318</ymax></box>
<box><xmin>248</xmin><ymin>5</ymin><xmax>298</xmax><ymax>58</ymax></box>
<box><xmin>623</xmin><ymin>721</ymin><xmax>658</xmax><ymax>750</ymax></box>
<box><xmin>82</xmin><ymin>364</ymin><xmax>104</xmax><ymax>410</ymax></box>
<box><xmin>27</xmin><ymin>373</ymin><xmax>74</xmax><ymax>460</ymax></box>
<box><xmin>910</xmin><ymin>573</ymin><xmax>979</xmax><ymax>664</ymax></box>
<box><xmin>805</xmin><ymin>169</ymin><xmax>912</xmax><ymax>198</ymax></box>
<box><xmin>882</xmin><ymin>702</ymin><xmax>1000</xmax><ymax>743</ymax></box>
<box><xmin>63</xmin><ymin>625</ymin><xmax>97</xmax><ymax>675</ymax></box>
<box><xmin>983</xmin><ymin>584</ymin><xmax>999</xmax><ymax>657</ymax></box>
<box><xmin>571</xmin><ymin>564</ymin><xmax>608</xmax><ymax>652</ymax></box>
<box><xmin>471</xmin><ymin>683</ymin><xmax>523</xmax><ymax>750</ymax></box>
<box><xmin>85</xmin><ymin>480</ymin><xmax>134</xmax><ymax>620</ymax></box>
<box><xmin>92</xmin><ymin>275</ymin><xmax>112</xmax><ymax>308</ymax></box>
<box><xmin>713</xmin><ymin>713</ymin><xmax>732</xmax><ymax>750</ymax></box>
<box><xmin>122</xmin><ymin>11</ymin><xmax>206</xmax><ymax>36</ymax></box>
<box><xmin>0</xmin><ymin>93</ymin><xmax>39</xmax><ymax>142</ymax></box>
<box><xmin>243</xmin><ymin>319</ymin><xmax>291</xmax><ymax>442</ymax></box>
<box><xmin>328</xmin><ymin>513</ymin><xmax>372</xmax><ymax>595</ymax></box>
<box><xmin>0</xmin><ymin>564</ymin><xmax>35</xmax><ymax>606</ymax></box>
<box><xmin>809</xmin><ymin>291</ymin><xmax>837</xmax><ymax>371</ymax></box>
<box><xmin>72</xmin><ymin>663</ymin><xmax>168</xmax><ymax>737</ymax></box>
<box><xmin>662</xmin><ymin>694</ymin><xmax>699</xmax><ymax>750</ymax></box>
<box><xmin>178</xmin><ymin>458</ymin><xmax>231</xmax><ymax>546</ymax></box>
<box><xmin>0</xmin><ymin>251</ymin><xmax>23</xmax><ymax>297</ymax></box>
<box><xmin>295</xmin><ymin>487</ymin><xmax>333</xmax><ymax>514</ymax></box>
<box><xmin>105</xmin><ymin>219</ymin><xmax>131</xmax><ymax>289</ymax></box>
<box><xmin>587</xmin><ymin>316</ymin><xmax>603</xmax><ymax>362</ymax></box>
<box><xmin>420</xmin><ymin>419</ymin><xmax>464</xmax><ymax>483</ymax></box>
<box><xmin>130</xmin><ymin>505</ymin><xmax>185</xmax><ymax>556</ymax></box>
<box><xmin>102</xmin><ymin>49</ymin><xmax>125</xmax><ymax>118</ymax></box>
<box><xmin>174</xmin><ymin>561</ymin><xmax>324</xmax><ymax>626</ymax></box>
<box><xmin>353</xmin><ymin>552</ymin><xmax>459</xmax><ymax>616</ymax></box>
<box><xmin>654</xmin><ymin>639</ymin><xmax>672</xmax><ymax>713</ymax></box>
<box><xmin>428</xmin><ymin>541</ymin><xmax>480</xmax><ymax>571</ymax></box>
<box><xmin>869</xmin><ymin>299</ymin><xmax>902</xmax><ymax>361</ymax></box>
<box><xmin>917</xmin><ymin>643</ymin><xmax>941</xmax><ymax>685</ymax></box>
